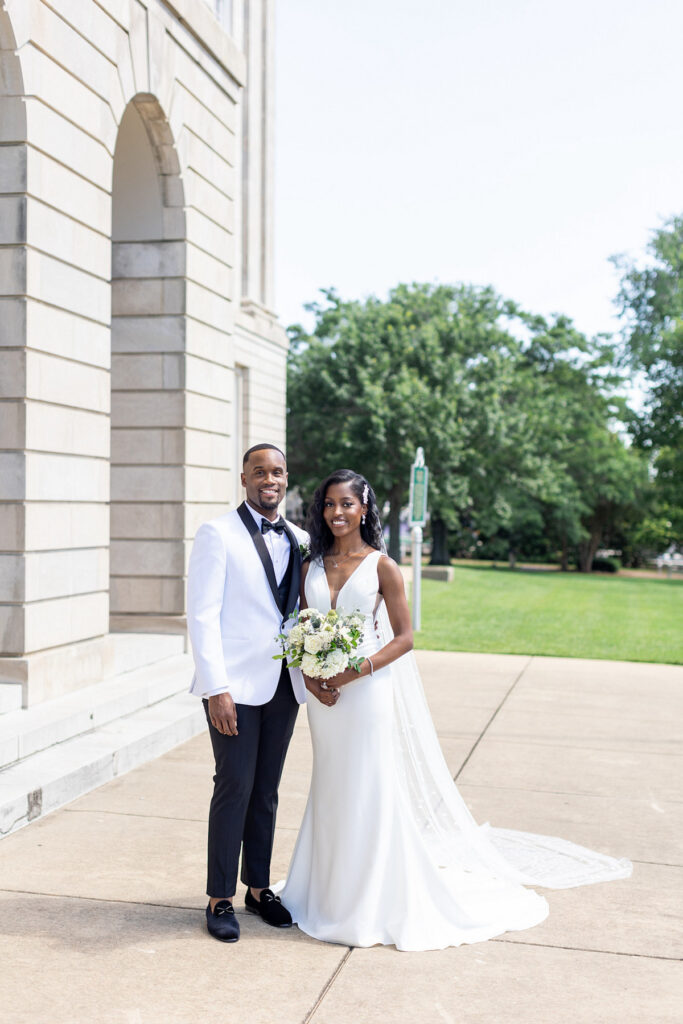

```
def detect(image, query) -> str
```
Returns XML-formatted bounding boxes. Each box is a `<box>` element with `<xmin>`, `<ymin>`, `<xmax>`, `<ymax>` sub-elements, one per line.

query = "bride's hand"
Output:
<box><xmin>323</xmin><ymin>665</ymin><xmax>364</xmax><ymax>689</ymax></box>
<box><xmin>304</xmin><ymin>674</ymin><xmax>339</xmax><ymax>707</ymax></box>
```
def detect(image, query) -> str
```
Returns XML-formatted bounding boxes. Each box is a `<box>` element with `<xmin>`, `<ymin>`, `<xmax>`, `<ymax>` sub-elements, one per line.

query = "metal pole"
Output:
<box><xmin>411</xmin><ymin>524</ymin><xmax>422</xmax><ymax>631</ymax></box>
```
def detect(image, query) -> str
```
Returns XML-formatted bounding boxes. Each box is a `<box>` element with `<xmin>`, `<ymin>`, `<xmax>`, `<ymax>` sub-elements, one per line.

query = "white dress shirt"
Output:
<box><xmin>244</xmin><ymin>501</ymin><xmax>292</xmax><ymax>583</ymax></box>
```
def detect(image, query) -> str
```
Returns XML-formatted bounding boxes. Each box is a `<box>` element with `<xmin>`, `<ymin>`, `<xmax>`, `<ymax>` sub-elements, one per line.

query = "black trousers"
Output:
<box><xmin>203</xmin><ymin>665</ymin><xmax>298</xmax><ymax>897</ymax></box>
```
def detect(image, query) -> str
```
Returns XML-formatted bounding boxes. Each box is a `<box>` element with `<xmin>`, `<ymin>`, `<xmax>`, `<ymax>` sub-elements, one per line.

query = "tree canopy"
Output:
<box><xmin>286</xmin><ymin>282</ymin><xmax>649</xmax><ymax>569</ymax></box>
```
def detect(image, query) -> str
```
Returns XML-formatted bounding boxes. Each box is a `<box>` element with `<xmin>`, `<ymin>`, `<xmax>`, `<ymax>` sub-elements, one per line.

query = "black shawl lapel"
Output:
<box><xmin>236</xmin><ymin>502</ymin><xmax>281</xmax><ymax>612</ymax></box>
<box><xmin>281</xmin><ymin>520</ymin><xmax>302</xmax><ymax>620</ymax></box>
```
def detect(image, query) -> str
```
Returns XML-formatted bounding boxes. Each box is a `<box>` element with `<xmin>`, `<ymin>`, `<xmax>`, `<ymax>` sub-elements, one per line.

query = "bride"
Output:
<box><xmin>279</xmin><ymin>469</ymin><xmax>631</xmax><ymax>951</ymax></box>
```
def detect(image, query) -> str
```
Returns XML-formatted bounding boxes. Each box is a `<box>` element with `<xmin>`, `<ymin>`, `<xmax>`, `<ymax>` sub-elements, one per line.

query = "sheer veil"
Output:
<box><xmin>377</xmin><ymin>543</ymin><xmax>632</xmax><ymax>890</ymax></box>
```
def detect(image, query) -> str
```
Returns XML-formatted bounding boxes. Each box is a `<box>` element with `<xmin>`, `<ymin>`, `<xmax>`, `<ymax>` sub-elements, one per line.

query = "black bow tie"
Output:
<box><xmin>261</xmin><ymin>518</ymin><xmax>286</xmax><ymax>535</ymax></box>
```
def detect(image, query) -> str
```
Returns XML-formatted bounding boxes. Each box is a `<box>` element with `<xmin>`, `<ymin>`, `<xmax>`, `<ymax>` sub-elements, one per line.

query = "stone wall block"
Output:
<box><xmin>0</xmin><ymin>400</ymin><xmax>26</xmax><ymax>447</ymax></box>
<box><xmin>110</xmin><ymin>464</ymin><xmax>184</xmax><ymax>502</ymax></box>
<box><xmin>24</xmin><ymin>99</ymin><xmax>111</xmax><ymax>189</ymax></box>
<box><xmin>24</xmin><ymin>502</ymin><xmax>109</xmax><ymax>552</ymax></box>
<box><xmin>186</xmin><ymin>243</ymin><xmax>232</xmax><ymax>297</ymax></box>
<box><xmin>185</xmin><ymin>390</ymin><xmax>230</xmax><ymax>434</ymax></box>
<box><xmin>180</xmin><ymin>128</ymin><xmax>234</xmax><ymax>197</ymax></box>
<box><xmin>185</xmin><ymin>503</ymin><xmax>233</xmax><ymax>538</ymax></box>
<box><xmin>162</xmin><ymin>207</ymin><xmax>186</xmax><ymax>238</ymax></box>
<box><xmin>26</xmin><ymin>250</ymin><xmax>110</xmax><ymax>324</ymax></box>
<box><xmin>0</xmin><ymin>246</ymin><xmax>27</xmax><ymax>294</ymax></box>
<box><xmin>24</xmin><ymin>591</ymin><xmax>109</xmax><ymax>653</ymax></box>
<box><xmin>128</xmin><ymin>0</ymin><xmax>150</xmax><ymax>95</ymax></box>
<box><xmin>0</xmin><ymin>196</ymin><xmax>26</xmax><ymax>244</ymax></box>
<box><xmin>111</xmin><ymin>501</ymin><xmax>185</xmax><ymax>540</ymax></box>
<box><xmin>186</xmin><ymin>280</ymin><xmax>232</xmax><ymax>330</ymax></box>
<box><xmin>0</xmin><ymin>297</ymin><xmax>26</xmax><ymax>349</ymax></box>
<box><xmin>185</xmin><ymin>428</ymin><xmax>231</xmax><ymax>469</ymax></box>
<box><xmin>25</xmin><ymin>453</ymin><xmax>109</xmax><ymax>503</ymax></box>
<box><xmin>0</xmin><ymin>50</ymin><xmax>24</xmax><ymax>93</ymax></box>
<box><xmin>0</xmin><ymin>96</ymin><xmax>26</xmax><ymax>142</ymax></box>
<box><xmin>20</xmin><ymin>43</ymin><xmax>118</xmax><ymax>151</ymax></box>
<box><xmin>184</xmin><ymin>168</ymin><xmax>233</xmax><ymax>227</ymax></box>
<box><xmin>111</xmin><ymin>390</ymin><xmax>184</xmax><ymax>428</ymax></box>
<box><xmin>0</xmin><ymin>604</ymin><xmax>24</xmax><ymax>655</ymax></box>
<box><xmin>28</xmin><ymin>198</ymin><xmax>111</xmax><ymax>279</ymax></box>
<box><xmin>0</xmin><ymin>452</ymin><xmax>25</xmax><ymax>500</ymax></box>
<box><xmin>112</xmin><ymin>240</ymin><xmax>185</xmax><ymax>278</ymax></box>
<box><xmin>111</xmin><ymin>427</ymin><xmax>184</xmax><ymax>464</ymax></box>
<box><xmin>110</xmin><ymin>538</ymin><xmax>185</xmax><ymax>576</ymax></box>
<box><xmin>0</xmin><ymin>144</ymin><xmax>26</xmax><ymax>192</ymax></box>
<box><xmin>185</xmin><ymin>354</ymin><xmax>231</xmax><ymax>399</ymax></box>
<box><xmin>25</xmin><ymin>301</ymin><xmax>110</xmax><ymax>368</ymax></box>
<box><xmin>185</xmin><ymin>466</ymin><xmax>230</xmax><ymax>503</ymax></box>
<box><xmin>112</xmin><ymin>353</ymin><xmax>164</xmax><ymax>390</ymax></box>
<box><xmin>186</xmin><ymin>206</ymin><xmax>234</xmax><ymax>260</ymax></box>
<box><xmin>24</xmin><ymin>547</ymin><xmax>109</xmax><ymax>603</ymax></box>
<box><xmin>0</xmin><ymin>553</ymin><xmax>24</xmax><ymax>602</ymax></box>
<box><xmin>111</xmin><ymin>314</ymin><xmax>185</xmax><ymax>354</ymax></box>
<box><xmin>109</xmin><ymin>575</ymin><xmax>184</xmax><ymax>615</ymax></box>
<box><xmin>26</xmin><ymin>149</ymin><xmax>110</xmax><ymax>237</ymax></box>
<box><xmin>112</xmin><ymin>278</ymin><xmax>185</xmax><ymax>316</ymax></box>
<box><xmin>0</xmin><ymin>504</ymin><xmax>25</xmax><ymax>552</ymax></box>
<box><xmin>50</xmin><ymin>0</ymin><xmax>129</xmax><ymax>66</ymax></box>
<box><xmin>24</xmin><ymin>402</ymin><xmax>109</xmax><ymax>458</ymax></box>
<box><xmin>0</xmin><ymin>350</ymin><xmax>25</xmax><ymax>398</ymax></box>
<box><xmin>185</xmin><ymin>316</ymin><xmax>231</xmax><ymax>363</ymax></box>
<box><xmin>26</xmin><ymin>352</ymin><xmax>110</xmax><ymax>413</ymax></box>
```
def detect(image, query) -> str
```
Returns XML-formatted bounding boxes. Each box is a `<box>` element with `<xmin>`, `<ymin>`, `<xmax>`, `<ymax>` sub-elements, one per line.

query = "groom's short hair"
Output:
<box><xmin>242</xmin><ymin>442</ymin><xmax>286</xmax><ymax>466</ymax></box>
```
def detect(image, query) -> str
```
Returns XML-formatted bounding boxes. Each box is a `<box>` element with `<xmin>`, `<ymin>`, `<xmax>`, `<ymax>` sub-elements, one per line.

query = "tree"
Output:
<box><xmin>287</xmin><ymin>284</ymin><xmax>478</xmax><ymax>559</ymax></box>
<box><xmin>614</xmin><ymin>216</ymin><xmax>683</xmax><ymax>542</ymax></box>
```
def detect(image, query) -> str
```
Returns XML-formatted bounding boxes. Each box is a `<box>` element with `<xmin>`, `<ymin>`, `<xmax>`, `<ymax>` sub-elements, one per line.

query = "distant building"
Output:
<box><xmin>0</xmin><ymin>0</ymin><xmax>286</xmax><ymax>706</ymax></box>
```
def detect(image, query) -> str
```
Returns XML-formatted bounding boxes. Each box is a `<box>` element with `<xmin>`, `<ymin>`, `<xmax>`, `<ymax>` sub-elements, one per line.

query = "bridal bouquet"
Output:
<box><xmin>275</xmin><ymin>607</ymin><xmax>365</xmax><ymax>680</ymax></box>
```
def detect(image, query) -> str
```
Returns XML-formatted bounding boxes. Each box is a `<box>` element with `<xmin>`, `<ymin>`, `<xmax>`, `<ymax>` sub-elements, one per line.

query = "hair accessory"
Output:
<box><xmin>362</xmin><ymin>483</ymin><xmax>369</xmax><ymax>505</ymax></box>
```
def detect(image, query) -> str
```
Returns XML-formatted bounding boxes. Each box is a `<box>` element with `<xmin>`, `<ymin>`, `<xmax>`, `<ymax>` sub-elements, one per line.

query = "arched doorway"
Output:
<box><xmin>110</xmin><ymin>95</ymin><xmax>187</xmax><ymax>632</ymax></box>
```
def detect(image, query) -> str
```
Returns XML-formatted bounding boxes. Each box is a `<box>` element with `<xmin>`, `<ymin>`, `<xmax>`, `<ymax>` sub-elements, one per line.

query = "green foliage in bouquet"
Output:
<box><xmin>275</xmin><ymin>607</ymin><xmax>366</xmax><ymax>679</ymax></box>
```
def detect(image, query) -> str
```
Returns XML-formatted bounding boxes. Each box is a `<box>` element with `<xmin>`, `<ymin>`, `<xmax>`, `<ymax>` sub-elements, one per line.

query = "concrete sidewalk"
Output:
<box><xmin>1</xmin><ymin>651</ymin><xmax>681</xmax><ymax>1024</ymax></box>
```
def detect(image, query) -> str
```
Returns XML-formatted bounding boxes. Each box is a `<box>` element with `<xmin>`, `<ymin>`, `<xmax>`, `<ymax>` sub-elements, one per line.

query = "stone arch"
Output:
<box><xmin>109</xmin><ymin>95</ymin><xmax>187</xmax><ymax>631</ymax></box>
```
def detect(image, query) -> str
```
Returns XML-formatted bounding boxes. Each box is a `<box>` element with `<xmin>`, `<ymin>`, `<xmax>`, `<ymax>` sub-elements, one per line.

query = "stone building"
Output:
<box><xmin>0</xmin><ymin>0</ymin><xmax>286</xmax><ymax>712</ymax></box>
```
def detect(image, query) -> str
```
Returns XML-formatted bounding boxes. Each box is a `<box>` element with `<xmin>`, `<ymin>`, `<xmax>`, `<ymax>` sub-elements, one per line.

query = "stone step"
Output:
<box><xmin>0</xmin><ymin>689</ymin><xmax>205</xmax><ymax>838</ymax></box>
<box><xmin>0</xmin><ymin>653</ymin><xmax>194</xmax><ymax>770</ymax></box>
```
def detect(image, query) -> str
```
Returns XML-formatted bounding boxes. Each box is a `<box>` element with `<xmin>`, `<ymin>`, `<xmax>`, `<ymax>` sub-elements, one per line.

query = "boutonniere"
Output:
<box><xmin>299</xmin><ymin>541</ymin><xmax>311</xmax><ymax>560</ymax></box>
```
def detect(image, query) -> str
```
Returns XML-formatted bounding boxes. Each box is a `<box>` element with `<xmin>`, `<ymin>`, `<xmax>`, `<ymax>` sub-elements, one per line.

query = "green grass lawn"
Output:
<box><xmin>415</xmin><ymin>566</ymin><xmax>683</xmax><ymax>664</ymax></box>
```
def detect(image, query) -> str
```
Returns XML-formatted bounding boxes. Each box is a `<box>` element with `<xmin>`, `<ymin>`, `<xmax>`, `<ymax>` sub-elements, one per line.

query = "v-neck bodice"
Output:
<box><xmin>306</xmin><ymin>550</ymin><xmax>383</xmax><ymax>613</ymax></box>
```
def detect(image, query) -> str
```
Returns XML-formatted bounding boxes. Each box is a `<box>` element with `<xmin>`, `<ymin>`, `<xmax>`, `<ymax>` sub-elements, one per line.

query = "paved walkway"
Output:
<box><xmin>1</xmin><ymin>651</ymin><xmax>681</xmax><ymax>1024</ymax></box>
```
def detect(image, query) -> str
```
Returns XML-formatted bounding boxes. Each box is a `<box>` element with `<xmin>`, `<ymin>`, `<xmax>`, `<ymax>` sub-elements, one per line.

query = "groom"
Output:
<box><xmin>187</xmin><ymin>443</ymin><xmax>308</xmax><ymax>942</ymax></box>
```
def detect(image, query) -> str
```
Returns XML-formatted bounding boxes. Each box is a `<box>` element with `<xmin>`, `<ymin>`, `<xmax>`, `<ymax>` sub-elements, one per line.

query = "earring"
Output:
<box><xmin>361</xmin><ymin>513</ymin><xmax>366</xmax><ymax>525</ymax></box>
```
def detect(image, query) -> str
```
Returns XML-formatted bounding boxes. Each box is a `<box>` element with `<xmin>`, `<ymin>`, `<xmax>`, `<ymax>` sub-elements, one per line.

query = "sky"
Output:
<box><xmin>274</xmin><ymin>0</ymin><xmax>683</xmax><ymax>343</ymax></box>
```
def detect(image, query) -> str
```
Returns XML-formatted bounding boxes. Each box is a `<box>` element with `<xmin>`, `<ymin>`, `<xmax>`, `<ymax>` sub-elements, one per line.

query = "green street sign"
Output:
<box><xmin>409</xmin><ymin>461</ymin><xmax>428</xmax><ymax>526</ymax></box>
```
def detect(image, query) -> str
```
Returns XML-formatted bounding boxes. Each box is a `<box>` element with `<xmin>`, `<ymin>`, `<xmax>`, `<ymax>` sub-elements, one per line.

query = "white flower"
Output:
<box><xmin>301</xmin><ymin>652</ymin><xmax>320</xmax><ymax>677</ymax></box>
<box><xmin>304</xmin><ymin>632</ymin><xmax>330</xmax><ymax>655</ymax></box>
<box><xmin>319</xmin><ymin>648</ymin><xmax>348</xmax><ymax>679</ymax></box>
<box><xmin>287</xmin><ymin>624</ymin><xmax>305</xmax><ymax>645</ymax></box>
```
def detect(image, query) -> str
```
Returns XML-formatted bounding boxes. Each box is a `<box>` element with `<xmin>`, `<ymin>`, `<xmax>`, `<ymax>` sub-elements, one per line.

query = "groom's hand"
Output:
<box><xmin>208</xmin><ymin>692</ymin><xmax>238</xmax><ymax>736</ymax></box>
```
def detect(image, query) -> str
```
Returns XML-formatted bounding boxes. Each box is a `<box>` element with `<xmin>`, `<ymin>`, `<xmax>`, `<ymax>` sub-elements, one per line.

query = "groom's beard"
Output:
<box><xmin>252</xmin><ymin>489</ymin><xmax>283</xmax><ymax>514</ymax></box>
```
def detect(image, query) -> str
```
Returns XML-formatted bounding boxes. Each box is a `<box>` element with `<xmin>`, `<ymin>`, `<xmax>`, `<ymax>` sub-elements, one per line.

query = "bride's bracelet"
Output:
<box><xmin>365</xmin><ymin>657</ymin><xmax>374</xmax><ymax>677</ymax></box>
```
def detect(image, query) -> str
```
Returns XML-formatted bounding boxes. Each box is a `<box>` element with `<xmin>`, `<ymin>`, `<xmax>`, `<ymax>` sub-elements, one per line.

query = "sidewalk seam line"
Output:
<box><xmin>454</xmin><ymin>656</ymin><xmax>533</xmax><ymax>782</ymax></box>
<box><xmin>493</xmin><ymin>937</ymin><xmax>680</xmax><ymax>961</ymax></box>
<box><xmin>302</xmin><ymin>947</ymin><xmax>353</xmax><ymax>1024</ymax></box>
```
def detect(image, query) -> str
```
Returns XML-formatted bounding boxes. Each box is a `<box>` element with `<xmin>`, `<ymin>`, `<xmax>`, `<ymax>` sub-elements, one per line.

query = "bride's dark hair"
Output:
<box><xmin>306</xmin><ymin>469</ymin><xmax>384</xmax><ymax>561</ymax></box>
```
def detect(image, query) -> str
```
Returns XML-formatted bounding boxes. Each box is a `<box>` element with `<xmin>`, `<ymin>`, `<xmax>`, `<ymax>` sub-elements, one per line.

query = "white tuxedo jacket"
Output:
<box><xmin>187</xmin><ymin>505</ymin><xmax>308</xmax><ymax>705</ymax></box>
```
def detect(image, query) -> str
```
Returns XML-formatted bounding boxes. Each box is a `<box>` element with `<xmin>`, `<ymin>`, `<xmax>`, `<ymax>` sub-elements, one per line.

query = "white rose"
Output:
<box><xmin>304</xmin><ymin>632</ymin><xmax>327</xmax><ymax>655</ymax></box>
<box><xmin>301</xmin><ymin>652</ymin><xmax>320</xmax><ymax>677</ymax></box>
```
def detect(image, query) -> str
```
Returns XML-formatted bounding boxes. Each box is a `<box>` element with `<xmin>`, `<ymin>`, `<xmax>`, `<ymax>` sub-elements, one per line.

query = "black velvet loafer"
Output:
<box><xmin>245</xmin><ymin>888</ymin><xmax>293</xmax><ymax>928</ymax></box>
<box><xmin>206</xmin><ymin>900</ymin><xmax>240</xmax><ymax>942</ymax></box>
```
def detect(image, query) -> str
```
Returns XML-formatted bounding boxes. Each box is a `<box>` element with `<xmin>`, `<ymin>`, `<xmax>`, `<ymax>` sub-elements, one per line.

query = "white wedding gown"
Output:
<box><xmin>279</xmin><ymin>551</ymin><xmax>631</xmax><ymax>951</ymax></box>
